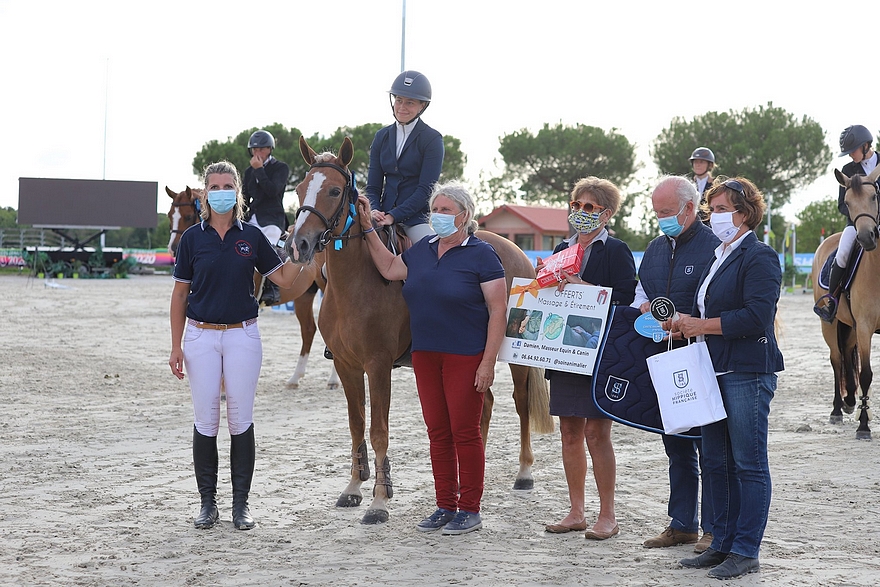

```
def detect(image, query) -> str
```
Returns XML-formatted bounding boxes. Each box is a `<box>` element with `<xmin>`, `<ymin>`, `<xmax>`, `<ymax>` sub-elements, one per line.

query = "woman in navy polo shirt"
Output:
<box><xmin>356</xmin><ymin>182</ymin><xmax>507</xmax><ymax>535</ymax></box>
<box><xmin>169</xmin><ymin>160</ymin><xmax>314</xmax><ymax>531</ymax></box>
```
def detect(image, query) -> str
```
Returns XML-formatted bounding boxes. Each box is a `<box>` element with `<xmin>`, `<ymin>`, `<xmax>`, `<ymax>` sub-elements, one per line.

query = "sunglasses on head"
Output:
<box><xmin>723</xmin><ymin>179</ymin><xmax>746</xmax><ymax>198</ymax></box>
<box><xmin>570</xmin><ymin>201</ymin><xmax>605</xmax><ymax>214</ymax></box>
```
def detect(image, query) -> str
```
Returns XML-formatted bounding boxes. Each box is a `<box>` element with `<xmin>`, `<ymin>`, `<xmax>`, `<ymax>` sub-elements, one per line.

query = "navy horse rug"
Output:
<box><xmin>591</xmin><ymin>305</ymin><xmax>700</xmax><ymax>439</ymax></box>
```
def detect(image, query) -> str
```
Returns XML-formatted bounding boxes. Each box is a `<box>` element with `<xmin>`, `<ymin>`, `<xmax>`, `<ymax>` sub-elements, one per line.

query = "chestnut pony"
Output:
<box><xmin>811</xmin><ymin>165</ymin><xmax>880</xmax><ymax>439</ymax></box>
<box><xmin>288</xmin><ymin>136</ymin><xmax>553</xmax><ymax>524</ymax></box>
<box><xmin>165</xmin><ymin>185</ymin><xmax>337</xmax><ymax>389</ymax></box>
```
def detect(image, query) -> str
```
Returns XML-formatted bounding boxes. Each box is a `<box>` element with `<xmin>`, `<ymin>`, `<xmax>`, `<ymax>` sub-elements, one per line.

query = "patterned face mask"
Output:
<box><xmin>568</xmin><ymin>210</ymin><xmax>603</xmax><ymax>234</ymax></box>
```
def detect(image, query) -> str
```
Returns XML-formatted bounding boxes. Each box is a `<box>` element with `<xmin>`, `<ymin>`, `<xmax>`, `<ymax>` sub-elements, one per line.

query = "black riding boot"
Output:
<box><xmin>192</xmin><ymin>426</ymin><xmax>219</xmax><ymax>529</ymax></box>
<box><xmin>814</xmin><ymin>262</ymin><xmax>846</xmax><ymax>322</ymax></box>
<box><xmin>230</xmin><ymin>424</ymin><xmax>256</xmax><ymax>530</ymax></box>
<box><xmin>261</xmin><ymin>280</ymin><xmax>280</xmax><ymax>307</ymax></box>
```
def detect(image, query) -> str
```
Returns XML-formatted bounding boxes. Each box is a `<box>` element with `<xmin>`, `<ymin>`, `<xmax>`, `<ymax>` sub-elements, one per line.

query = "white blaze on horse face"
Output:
<box><xmin>294</xmin><ymin>171</ymin><xmax>327</xmax><ymax>233</ymax></box>
<box><xmin>167</xmin><ymin>207</ymin><xmax>182</xmax><ymax>251</ymax></box>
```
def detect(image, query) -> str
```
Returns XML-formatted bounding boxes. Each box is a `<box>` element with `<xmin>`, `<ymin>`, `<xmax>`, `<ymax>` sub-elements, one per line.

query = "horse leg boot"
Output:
<box><xmin>192</xmin><ymin>426</ymin><xmax>219</xmax><ymax>529</ymax></box>
<box><xmin>230</xmin><ymin>424</ymin><xmax>256</xmax><ymax>530</ymax></box>
<box><xmin>815</xmin><ymin>262</ymin><xmax>846</xmax><ymax>322</ymax></box>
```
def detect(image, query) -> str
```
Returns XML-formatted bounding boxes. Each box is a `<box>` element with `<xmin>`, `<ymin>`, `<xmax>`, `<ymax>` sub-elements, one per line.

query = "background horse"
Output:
<box><xmin>811</xmin><ymin>165</ymin><xmax>880</xmax><ymax>440</ymax></box>
<box><xmin>165</xmin><ymin>186</ymin><xmax>338</xmax><ymax>389</ymax></box>
<box><xmin>289</xmin><ymin>136</ymin><xmax>553</xmax><ymax>525</ymax></box>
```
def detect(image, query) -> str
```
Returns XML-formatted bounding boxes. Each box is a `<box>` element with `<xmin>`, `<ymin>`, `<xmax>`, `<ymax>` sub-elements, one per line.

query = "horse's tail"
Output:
<box><xmin>527</xmin><ymin>367</ymin><xmax>554</xmax><ymax>434</ymax></box>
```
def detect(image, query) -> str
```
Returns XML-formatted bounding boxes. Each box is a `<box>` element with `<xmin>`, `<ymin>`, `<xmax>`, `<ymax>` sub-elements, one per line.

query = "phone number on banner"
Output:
<box><xmin>518</xmin><ymin>354</ymin><xmax>553</xmax><ymax>364</ymax></box>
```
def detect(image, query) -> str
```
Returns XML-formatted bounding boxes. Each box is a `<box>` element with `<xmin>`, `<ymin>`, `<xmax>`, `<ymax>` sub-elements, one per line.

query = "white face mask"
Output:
<box><xmin>710</xmin><ymin>211</ymin><xmax>743</xmax><ymax>243</ymax></box>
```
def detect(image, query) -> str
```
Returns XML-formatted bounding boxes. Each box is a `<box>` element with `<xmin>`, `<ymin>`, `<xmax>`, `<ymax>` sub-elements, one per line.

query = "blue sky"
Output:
<box><xmin>1</xmin><ymin>0</ymin><xmax>876</xmax><ymax>223</ymax></box>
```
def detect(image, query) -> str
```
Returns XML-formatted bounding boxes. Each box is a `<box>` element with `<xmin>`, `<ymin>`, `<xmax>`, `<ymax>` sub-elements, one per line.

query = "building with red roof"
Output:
<box><xmin>478</xmin><ymin>204</ymin><xmax>571</xmax><ymax>251</ymax></box>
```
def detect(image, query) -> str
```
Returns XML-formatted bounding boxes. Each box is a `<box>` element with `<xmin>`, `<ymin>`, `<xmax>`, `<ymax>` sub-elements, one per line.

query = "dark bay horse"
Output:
<box><xmin>288</xmin><ymin>136</ymin><xmax>553</xmax><ymax>524</ymax></box>
<box><xmin>811</xmin><ymin>165</ymin><xmax>880</xmax><ymax>440</ymax></box>
<box><xmin>165</xmin><ymin>186</ymin><xmax>338</xmax><ymax>389</ymax></box>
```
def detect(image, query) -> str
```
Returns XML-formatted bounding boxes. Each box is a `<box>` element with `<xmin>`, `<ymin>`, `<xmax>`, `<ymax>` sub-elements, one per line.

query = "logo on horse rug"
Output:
<box><xmin>604</xmin><ymin>376</ymin><xmax>629</xmax><ymax>402</ymax></box>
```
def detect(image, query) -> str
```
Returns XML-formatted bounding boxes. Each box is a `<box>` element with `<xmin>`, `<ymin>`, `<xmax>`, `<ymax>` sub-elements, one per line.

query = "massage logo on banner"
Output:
<box><xmin>499</xmin><ymin>277</ymin><xmax>613</xmax><ymax>375</ymax></box>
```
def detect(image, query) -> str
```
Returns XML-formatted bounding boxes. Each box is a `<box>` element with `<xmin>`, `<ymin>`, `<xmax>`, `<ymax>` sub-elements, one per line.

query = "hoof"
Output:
<box><xmin>361</xmin><ymin>509</ymin><xmax>389</xmax><ymax>525</ymax></box>
<box><xmin>336</xmin><ymin>493</ymin><xmax>363</xmax><ymax>508</ymax></box>
<box><xmin>856</xmin><ymin>430</ymin><xmax>872</xmax><ymax>441</ymax></box>
<box><xmin>843</xmin><ymin>403</ymin><xmax>855</xmax><ymax>415</ymax></box>
<box><xmin>829</xmin><ymin>414</ymin><xmax>844</xmax><ymax>425</ymax></box>
<box><xmin>512</xmin><ymin>478</ymin><xmax>534</xmax><ymax>491</ymax></box>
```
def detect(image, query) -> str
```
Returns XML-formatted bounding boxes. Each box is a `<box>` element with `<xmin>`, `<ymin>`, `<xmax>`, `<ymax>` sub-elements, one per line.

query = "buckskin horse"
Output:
<box><xmin>165</xmin><ymin>185</ymin><xmax>338</xmax><ymax>389</ymax></box>
<box><xmin>288</xmin><ymin>136</ymin><xmax>553</xmax><ymax>524</ymax></box>
<box><xmin>811</xmin><ymin>165</ymin><xmax>880</xmax><ymax>440</ymax></box>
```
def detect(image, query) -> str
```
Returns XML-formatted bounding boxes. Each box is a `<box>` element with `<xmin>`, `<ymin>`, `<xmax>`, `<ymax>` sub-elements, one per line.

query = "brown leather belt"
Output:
<box><xmin>187</xmin><ymin>317</ymin><xmax>257</xmax><ymax>330</ymax></box>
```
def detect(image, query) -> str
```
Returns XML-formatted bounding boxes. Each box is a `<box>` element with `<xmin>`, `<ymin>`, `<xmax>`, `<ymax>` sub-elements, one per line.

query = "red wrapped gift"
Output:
<box><xmin>536</xmin><ymin>245</ymin><xmax>584</xmax><ymax>288</ymax></box>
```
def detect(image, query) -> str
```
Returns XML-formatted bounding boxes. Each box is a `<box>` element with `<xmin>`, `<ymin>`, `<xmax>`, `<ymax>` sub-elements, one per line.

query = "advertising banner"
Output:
<box><xmin>498</xmin><ymin>277</ymin><xmax>613</xmax><ymax>375</ymax></box>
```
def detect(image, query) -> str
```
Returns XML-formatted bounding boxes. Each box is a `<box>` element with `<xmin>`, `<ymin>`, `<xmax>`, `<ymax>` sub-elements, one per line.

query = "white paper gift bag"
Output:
<box><xmin>646</xmin><ymin>340</ymin><xmax>727</xmax><ymax>435</ymax></box>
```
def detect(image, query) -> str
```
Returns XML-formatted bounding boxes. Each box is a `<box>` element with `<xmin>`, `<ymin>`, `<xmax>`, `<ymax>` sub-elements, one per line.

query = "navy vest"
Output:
<box><xmin>638</xmin><ymin>221</ymin><xmax>719</xmax><ymax>312</ymax></box>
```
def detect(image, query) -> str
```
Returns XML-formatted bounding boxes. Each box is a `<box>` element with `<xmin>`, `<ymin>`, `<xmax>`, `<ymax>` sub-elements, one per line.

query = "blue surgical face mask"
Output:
<box><xmin>657</xmin><ymin>203</ymin><xmax>687</xmax><ymax>237</ymax></box>
<box><xmin>568</xmin><ymin>210</ymin><xmax>603</xmax><ymax>234</ymax></box>
<box><xmin>430</xmin><ymin>211</ymin><xmax>463</xmax><ymax>238</ymax></box>
<box><xmin>207</xmin><ymin>189</ymin><xmax>237</xmax><ymax>214</ymax></box>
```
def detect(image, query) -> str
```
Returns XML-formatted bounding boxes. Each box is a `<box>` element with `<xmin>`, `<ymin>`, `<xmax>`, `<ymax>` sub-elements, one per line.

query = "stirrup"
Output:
<box><xmin>813</xmin><ymin>293</ymin><xmax>838</xmax><ymax>323</ymax></box>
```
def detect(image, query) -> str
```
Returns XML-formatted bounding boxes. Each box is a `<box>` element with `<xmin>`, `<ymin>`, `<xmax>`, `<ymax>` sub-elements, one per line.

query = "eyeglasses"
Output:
<box><xmin>723</xmin><ymin>179</ymin><xmax>746</xmax><ymax>198</ymax></box>
<box><xmin>570</xmin><ymin>201</ymin><xmax>606</xmax><ymax>214</ymax></box>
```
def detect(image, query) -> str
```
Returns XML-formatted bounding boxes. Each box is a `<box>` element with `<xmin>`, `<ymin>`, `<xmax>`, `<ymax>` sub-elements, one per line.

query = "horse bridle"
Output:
<box><xmin>850</xmin><ymin>179</ymin><xmax>880</xmax><ymax>229</ymax></box>
<box><xmin>169</xmin><ymin>199</ymin><xmax>201</xmax><ymax>235</ymax></box>
<box><xmin>295</xmin><ymin>161</ymin><xmax>364</xmax><ymax>251</ymax></box>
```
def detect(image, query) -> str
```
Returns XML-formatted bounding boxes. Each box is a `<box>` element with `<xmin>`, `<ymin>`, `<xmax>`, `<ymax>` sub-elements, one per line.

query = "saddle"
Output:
<box><xmin>377</xmin><ymin>224</ymin><xmax>412</xmax><ymax>256</ymax></box>
<box><xmin>818</xmin><ymin>247</ymin><xmax>863</xmax><ymax>292</ymax></box>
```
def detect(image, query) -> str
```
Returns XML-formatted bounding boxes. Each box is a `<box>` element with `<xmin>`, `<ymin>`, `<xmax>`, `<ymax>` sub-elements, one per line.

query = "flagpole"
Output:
<box><xmin>400</xmin><ymin>0</ymin><xmax>406</xmax><ymax>71</ymax></box>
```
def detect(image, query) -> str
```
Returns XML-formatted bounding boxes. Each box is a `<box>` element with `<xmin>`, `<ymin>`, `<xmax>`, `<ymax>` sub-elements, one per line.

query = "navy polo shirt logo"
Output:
<box><xmin>684</xmin><ymin>265</ymin><xmax>694</xmax><ymax>275</ymax></box>
<box><xmin>235</xmin><ymin>240</ymin><xmax>253</xmax><ymax>257</ymax></box>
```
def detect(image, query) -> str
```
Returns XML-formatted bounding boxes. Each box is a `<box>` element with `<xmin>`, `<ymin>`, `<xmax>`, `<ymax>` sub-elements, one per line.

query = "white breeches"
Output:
<box><xmin>183</xmin><ymin>322</ymin><xmax>262</xmax><ymax>436</ymax></box>
<box><xmin>834</xmin><ymin>225</ymin><xmax>858</xmax><ymax>268</ymax></box>
<box><xmin>402</xmin><ymin>222</ymin><xmax>435</xmax><ymax>244</ymax></box>
<box><xmin>247</xmin><ymin>215</ymin><xmax>283</xmax><ymax>245</ymax></box>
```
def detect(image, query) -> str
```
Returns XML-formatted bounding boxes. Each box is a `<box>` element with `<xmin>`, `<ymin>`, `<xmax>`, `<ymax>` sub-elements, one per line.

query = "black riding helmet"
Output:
<box><xmin>839</xmin><ymin>125</ymin><xmax>873</xmax><ymax>158</ymax></box>
<box><xmin>389</xmin><ymin>70</ymin><xmax>432</xmax><ymax>124</ymax></box>
<box><xmin>248</xmin><ymin>130</ymin><xmax>276</xmax><ymax>156</ymax></box>
<box><xmin>689</xmin><ymin>147</ymin><xmax>716</xmax><ymax>164</ymax></box>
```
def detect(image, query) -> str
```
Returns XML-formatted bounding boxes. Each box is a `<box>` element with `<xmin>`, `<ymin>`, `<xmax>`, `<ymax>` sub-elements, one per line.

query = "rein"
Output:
<box><xmin>296</xmin><ymin>162</ymin><xmax>367</xmax><ymax>251</ymax></box>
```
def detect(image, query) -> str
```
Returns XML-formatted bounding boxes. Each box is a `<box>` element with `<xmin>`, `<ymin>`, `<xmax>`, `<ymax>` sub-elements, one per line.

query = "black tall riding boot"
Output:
<box><xmin>230</xmin><ymin>423</ymin><xmax>256</xmax><ymax>530</ymax></box>
<box><xmin>814</xmin><ymin>262</ymin><xmax>846</xmax><ymax>322</ymax></box>
<box><xmin>192</xmin><ymin>426</ymin><xmax>219</xmax><ymax>529</ymax></box>
<box><xmin>261</xmin><ymin>280</ymin><xmax>280</xmax><ymax>307</ymax></box>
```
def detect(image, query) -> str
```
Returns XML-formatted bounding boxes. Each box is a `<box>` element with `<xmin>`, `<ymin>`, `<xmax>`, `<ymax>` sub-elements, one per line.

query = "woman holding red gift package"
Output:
<box><xmin>541</xmin><ymin>176</ymin><xmax>636</xmax><ymax>539</ymax></box>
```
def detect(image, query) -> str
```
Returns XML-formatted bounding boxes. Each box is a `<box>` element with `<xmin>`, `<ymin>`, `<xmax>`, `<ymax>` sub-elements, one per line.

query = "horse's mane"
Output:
<box><xmin>851</xmin><ymin>174</ymin><xmax>866</xmax><ymax>191</ymax></box>
<box><xmin>314</xmin><ymin>152</ymin><xmax>341</xmax><ymax>164</ymax></box>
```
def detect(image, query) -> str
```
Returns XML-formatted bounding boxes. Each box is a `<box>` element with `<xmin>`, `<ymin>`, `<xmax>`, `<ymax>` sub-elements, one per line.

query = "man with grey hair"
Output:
<box><xmin>632</xmin><ymin>175</ymin><xmax>720</xmax><ymax>553</ymax></box>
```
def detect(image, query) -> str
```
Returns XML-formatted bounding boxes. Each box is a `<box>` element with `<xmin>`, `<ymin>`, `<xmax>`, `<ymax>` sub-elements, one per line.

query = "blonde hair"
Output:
<box><xmin>201</xmin><ymin>160</ymin><xmax>245</xmax><ymax>222</ymax></box>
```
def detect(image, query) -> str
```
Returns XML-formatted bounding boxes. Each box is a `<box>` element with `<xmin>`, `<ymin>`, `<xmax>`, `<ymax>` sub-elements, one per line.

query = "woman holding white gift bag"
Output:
<box><xmin>541</xmin><ymin>177</ymin><xmax>636</xmax><ymax>539</ymax></box>
<box><xmin>666</xmin><ymin>177</ymin><xmax>784</xmax><ymax>580</ymax></box>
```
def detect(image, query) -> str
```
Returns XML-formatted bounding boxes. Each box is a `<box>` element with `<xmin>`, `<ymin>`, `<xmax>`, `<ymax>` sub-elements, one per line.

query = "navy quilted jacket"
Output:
<box><xmin>638</xmin><ymin>221</ymin><xmax>719</xmax><ymax>311</ymax></box>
